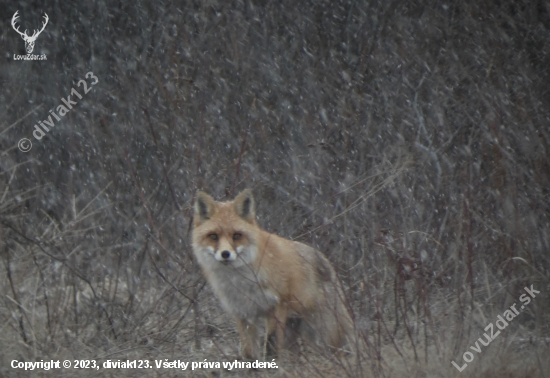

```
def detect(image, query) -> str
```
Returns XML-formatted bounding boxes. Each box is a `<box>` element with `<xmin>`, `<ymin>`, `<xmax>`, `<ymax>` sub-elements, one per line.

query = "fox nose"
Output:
<box><xmin>221</xmin><ymin>250</ymin><xmax>231</xmax><ymax>260</ymax></box>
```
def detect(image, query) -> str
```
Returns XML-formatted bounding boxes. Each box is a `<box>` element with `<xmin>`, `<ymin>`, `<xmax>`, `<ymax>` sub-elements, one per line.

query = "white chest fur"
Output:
<box><xmin>208</xmin><ymin>265</ymin><xmax>279</xmax><ymax>322</ymax></box>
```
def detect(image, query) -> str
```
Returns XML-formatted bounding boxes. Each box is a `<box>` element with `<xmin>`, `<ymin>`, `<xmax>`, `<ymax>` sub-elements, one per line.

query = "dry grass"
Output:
<box><xmin>1</xmin><ymin>0</ymin><xmax>550</xmax><ymax>376</ymax></box>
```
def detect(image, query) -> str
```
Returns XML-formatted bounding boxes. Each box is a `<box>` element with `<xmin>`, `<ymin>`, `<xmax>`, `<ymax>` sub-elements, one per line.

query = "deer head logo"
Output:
<box><xmin>11</xmin><ymin>11</ymin><xmax>49</xmax><ymax>54</ymax></box>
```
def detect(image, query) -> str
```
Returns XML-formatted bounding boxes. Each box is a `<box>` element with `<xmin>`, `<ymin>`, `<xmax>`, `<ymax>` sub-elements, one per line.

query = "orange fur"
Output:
<box><xmin>192</xmin><ymin>189</ymin><xmax>354</xmax><ymax>359</ymax></box>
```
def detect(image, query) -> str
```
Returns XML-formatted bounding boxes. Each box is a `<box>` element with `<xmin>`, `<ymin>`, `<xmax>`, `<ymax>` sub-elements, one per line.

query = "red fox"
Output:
<box><xmin>192</xmin><ymin>189</ymin><xmax>355</xmax><ymax>359</ymax></box>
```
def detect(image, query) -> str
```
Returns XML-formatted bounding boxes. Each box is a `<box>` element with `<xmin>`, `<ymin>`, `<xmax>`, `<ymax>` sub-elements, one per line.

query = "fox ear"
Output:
<box><xmin>194</xmin><ymin>191</ymin><xmax>216</xmax><ymax>223</ymax></box>
<box><xmin>234</xmin><ymin>189</ymin><xmax>255</xmax><ymax>222</ymax></box>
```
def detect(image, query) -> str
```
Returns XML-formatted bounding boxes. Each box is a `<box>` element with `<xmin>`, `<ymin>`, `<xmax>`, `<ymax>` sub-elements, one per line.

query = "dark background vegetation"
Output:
<box><xmin>0</xmin><ymin>0</ymin><xmax>549</xmax><ymax>376</ymax></box>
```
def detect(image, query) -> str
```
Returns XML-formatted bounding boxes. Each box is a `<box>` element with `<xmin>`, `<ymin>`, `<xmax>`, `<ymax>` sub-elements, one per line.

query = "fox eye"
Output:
<box><xmin>208</xmin><ymin>234</ymin><xmax>218</xmax><ymax>241</ymax></box>
<box><xmin>233</xmin><ymin>233</ymin><xmax>242</xmax><ymax>241</ymax></box>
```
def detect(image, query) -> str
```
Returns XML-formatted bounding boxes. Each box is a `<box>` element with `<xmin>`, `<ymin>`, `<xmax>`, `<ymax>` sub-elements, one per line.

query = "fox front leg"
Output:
<box><xmin>265</xmin><ymin>305</ymin><xmax>288</xmax><ymax>359</ymax></box>
<box><xmin>236</xmin><ymin>318</ymin><xmax>259</xmax><ymax>360</ymax></box>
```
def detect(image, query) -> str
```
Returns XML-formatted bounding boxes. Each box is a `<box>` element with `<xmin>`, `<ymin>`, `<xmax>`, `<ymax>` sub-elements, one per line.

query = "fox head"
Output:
<box><xmin>192</xmin><ymin>189</ymin><xmax>259</xmax><ymax>268</ymax></box>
